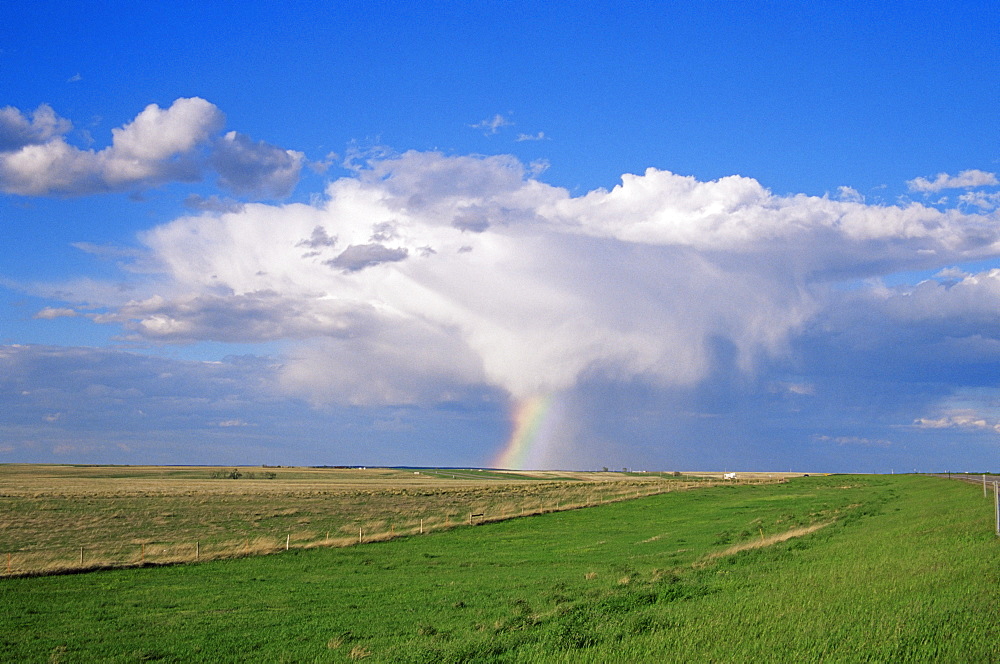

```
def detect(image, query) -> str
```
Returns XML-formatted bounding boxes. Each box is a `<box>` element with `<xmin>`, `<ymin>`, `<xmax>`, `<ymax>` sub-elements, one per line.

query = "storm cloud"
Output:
<box><xmin>40</xmin><ymin>150</ymin><xmax>1000</xmax><ymax>417</ymax></box>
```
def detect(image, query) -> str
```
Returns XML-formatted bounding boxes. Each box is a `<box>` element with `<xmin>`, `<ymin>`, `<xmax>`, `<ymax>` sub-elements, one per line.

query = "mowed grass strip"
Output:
<box><xmin>3</xmin><ymin>474</ymin><xmax>996</xmax><ymax>662</ymax></box>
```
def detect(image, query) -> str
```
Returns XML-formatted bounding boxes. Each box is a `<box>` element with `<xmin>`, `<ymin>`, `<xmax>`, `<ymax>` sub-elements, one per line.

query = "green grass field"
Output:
<box><xmin>2</xmin><ymin>473</ymin><xmax>997</xmax><ymax>662</ymax></box>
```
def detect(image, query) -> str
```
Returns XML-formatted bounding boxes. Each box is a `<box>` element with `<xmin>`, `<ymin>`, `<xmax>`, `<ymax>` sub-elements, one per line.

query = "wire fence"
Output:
<box><xmin>939</xmin><ymin>473</ymin><xmax>999</xmax><ymax>536</ymax></box>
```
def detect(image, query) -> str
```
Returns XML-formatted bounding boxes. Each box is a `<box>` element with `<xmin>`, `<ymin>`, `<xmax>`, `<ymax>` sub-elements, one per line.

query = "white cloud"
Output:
<box><xmin>0</xmin><ymin>98</ymin><xmax>303</xmax><ymax>198</ymax></box>
<box><xmin>469</xmin><ymin>114</ymin><xmax>513</xmax><ymax>135</ymax></box>
<box><xmin>215</xmin><ymin>419</ymin><xmax>251</xmax><ymax>427</ymax></box>
<box><xmin>913</xmin><ymin>411</ymin><xmax>1000</xmax><ymax>433</ymax></box>
<box><xmin>958</xmin><ymin>190</ymin><xmax>1000</xmax><ymax>211</ymax></box>
<box><xmin>0</xmin><ymin>103</ymin><xmax>71</xmax><ymax>151</ymax></box>
<box><xmin>516</xmin><ymin>131</ymin><xmax>547</xmax><ymax>142</ymax></box>
<box><xmin>813</xmin><ymin>434</ymin><xmax>892</xmax><ymax>447</ymax></box>
<box><xmin>50</xmin><ymin>151</ymin><xmax>1000</xmax><ymax>408</ymax></box>
<box><xmin>34</xmin><ymin>307</ymin><xmax>79</xmax><ymax>319</ymax></box>
<box><xmin>907</xmin><ymin>169</ymin><xmax>999</xmax><ymax>193</ymax></box>
<box><xmin>106</xmin><ymin>98</ymin><xmax>222</xmax><ymax>174</ymax></box>
<box><xmin>878</xmin><ymin>269</ymin><xmax>1000</xmax><ymax>332</ymax></box>
<box><xmin>835</xmin><ymin>186</ymin><xmax>863</xmax><ymax>203</ymax></box>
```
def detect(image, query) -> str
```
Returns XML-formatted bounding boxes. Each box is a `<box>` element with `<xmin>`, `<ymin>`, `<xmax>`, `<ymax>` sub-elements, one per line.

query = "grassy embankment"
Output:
<box><xmin>0</xmin><ymin>465</ymin><xmax>743</xmax><ymax>574</ymax></box>
<box><xmin>1</xmin><ymin>473</ymin><xmax>997</xmax><ymax>662</ymax></box>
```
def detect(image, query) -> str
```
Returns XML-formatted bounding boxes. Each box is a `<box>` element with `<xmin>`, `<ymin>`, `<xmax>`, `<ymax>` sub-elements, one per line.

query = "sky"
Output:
<box><xmin>2</xmin><ymin>1</ymin><xmax>999</xmax><ymax>472</ymax></box>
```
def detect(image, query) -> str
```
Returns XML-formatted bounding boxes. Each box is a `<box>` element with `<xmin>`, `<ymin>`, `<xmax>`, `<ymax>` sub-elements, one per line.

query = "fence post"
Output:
<box><xmin>985</xmin><ymin>474</ymin><xmax>988</xmax><ymax>498</ymax></box>
<box><xmin>196</xmin><ymin>541</ymin><xmax>200</xmax><ymax>560</ymax></box>
<box><xmin>286</xmin><ymin>534</ymin><xmax>290</xmax><ymax>551</ymax></box>
<box><xmin>994</xmin><ymin>482</ymin><xmax>999</xmax><ymax>536</ymax></box>
<box><xmin>80</xmin><ymin>547</ymin><xmax>84</xmax><ymax>565</ymax></box>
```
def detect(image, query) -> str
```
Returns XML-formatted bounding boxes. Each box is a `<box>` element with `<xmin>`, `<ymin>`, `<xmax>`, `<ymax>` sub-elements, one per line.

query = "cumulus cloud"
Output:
<box><xmin>0</xmin><ymin>98</ymin><xmax>303</xmax><ymax>198</ymax></box>
<box><xmin>0</xmin><ymin>104</ymin><xmax>71</xmax><ymax>151</ymax></box>
<box><xmin>907</xmin><ymin>169</ymin><xmax>999</xmax><ymax>192</ymax></box>
<box><xmin>40</xmin><ymin>150</ymin><xmax>998</xmax><ymax>412</ymax></box>
<box><xmin>835</xmin><ymin>186</ymin><xmax>863</xmax><ymax>203</ymax></box>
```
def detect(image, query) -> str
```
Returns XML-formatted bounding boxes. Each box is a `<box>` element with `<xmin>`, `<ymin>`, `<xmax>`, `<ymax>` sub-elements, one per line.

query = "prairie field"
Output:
<box><xmin>1</xmin><ymin>472</ymin><xmax>997</xmax><ymax>662</ymax></box>
<box><xmin>0</xmin><ymin>464</ymin><xmax>752</xmax><ymax>574</ymax></box>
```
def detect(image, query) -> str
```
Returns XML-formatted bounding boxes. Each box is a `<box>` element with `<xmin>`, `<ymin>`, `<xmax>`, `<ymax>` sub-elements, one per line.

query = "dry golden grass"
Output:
<box><xmin>698</xmin><ymin>521</ymin><xmax>832</xmax><ymax>565</ymax></box>
<box><xmin>0</xmin><ymin>464</ymin><xmax>776</xmax><ymax>576</ymax></box>
<box><xmin>348</xmin><ymin>644</ymin><xmax>371</xmax><ymax>660</ymax></box>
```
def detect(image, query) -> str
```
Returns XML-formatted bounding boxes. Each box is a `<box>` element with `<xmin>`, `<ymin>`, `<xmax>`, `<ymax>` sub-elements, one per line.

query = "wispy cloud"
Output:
<box><xmin>958</xmin><ymin>190</ymin><xmax>1000</xmax><ymax>211</ymax></box>
<box><xmin>516</xmin><ymin>131</ymin><xmax>547</xmax><ymax>142</ymax></box>
<box><xmin>34</xmin><ymin>307</ymin><xmax>79</xmax><ymax>319</ymax></box>
<box><xmin>214</xmin><ymin>419</ymin><xmax>252</xmax><ymax>427</ymax></box>
<box><xmin>813</xmin><ymin>435</ymin><xmax>892</xmax><ymax>447</ymax></box>
<box><xmin>469</xmin><ymin>114</ymin><xmax>513</xmax><ymax>135</ymax></box>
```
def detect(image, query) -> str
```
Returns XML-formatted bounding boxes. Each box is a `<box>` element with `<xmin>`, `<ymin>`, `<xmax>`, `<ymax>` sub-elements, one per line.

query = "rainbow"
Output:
<box><xmin>491</xmin><ymin>393</ymin><xmax>561</xmax><ymax>470</ymax></box>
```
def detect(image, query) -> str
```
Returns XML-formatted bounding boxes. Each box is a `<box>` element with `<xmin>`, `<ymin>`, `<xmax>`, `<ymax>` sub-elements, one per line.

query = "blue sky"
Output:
<box><xmin>2</xmin><ymin>1</ymin><xmax>999</xmax><ymax>472</ymax></box>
